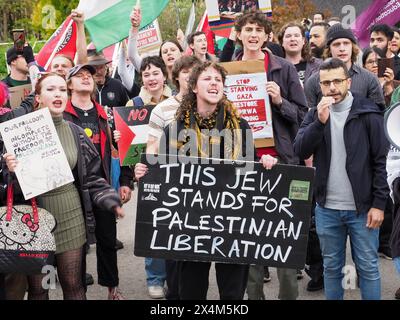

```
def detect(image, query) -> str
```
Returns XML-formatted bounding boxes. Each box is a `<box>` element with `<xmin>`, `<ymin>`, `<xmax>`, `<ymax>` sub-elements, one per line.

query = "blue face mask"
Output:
<box><xmin>394</xmin><ymin>257</ymin><xmax>400</xmax><ymax>275</ymax></box>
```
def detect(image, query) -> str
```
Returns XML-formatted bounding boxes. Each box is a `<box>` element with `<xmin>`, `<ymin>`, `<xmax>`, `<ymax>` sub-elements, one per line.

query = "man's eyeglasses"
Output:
<box><xmin>366</xmin><ymin>59</ymin><xmax>378</xmax><ymax>66</ymax></box>
<box><xmin>319</xmin><ymin>78</ymin><xmax>348</xmax><ymax>87</ymax></box>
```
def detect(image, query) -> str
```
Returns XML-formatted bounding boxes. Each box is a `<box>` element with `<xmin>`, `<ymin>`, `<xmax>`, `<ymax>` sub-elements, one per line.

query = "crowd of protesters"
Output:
<box><xmin>0</xmin><ymin>5</ymin><xmax>400</xmax><ymax>301</ymax></box>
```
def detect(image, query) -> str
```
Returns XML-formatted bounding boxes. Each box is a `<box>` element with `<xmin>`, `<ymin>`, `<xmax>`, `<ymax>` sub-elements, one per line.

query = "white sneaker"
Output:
<box><xmin>148</xmin><ymin>285</ymin><xmax>165</xmax><ymax>299</ymax></box>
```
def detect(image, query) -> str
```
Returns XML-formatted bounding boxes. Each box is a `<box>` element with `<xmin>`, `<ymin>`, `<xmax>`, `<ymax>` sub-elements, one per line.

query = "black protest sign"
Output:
<box><xmin>134</xmin><ymin>155</ymin><xmax>315</xmax><ymax>269</ymax></box>
<box><xmin>113</xmin><ymin>105</ymin><xmax>153</xmax><ymax>166</ymax></box>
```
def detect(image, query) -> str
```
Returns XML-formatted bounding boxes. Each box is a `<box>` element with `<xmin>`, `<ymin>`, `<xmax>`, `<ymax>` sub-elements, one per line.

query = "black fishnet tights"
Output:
<box><xmin>27</xmin><ymin>247</ymin><xmax>86</xmax><ymax>300</ymax></box>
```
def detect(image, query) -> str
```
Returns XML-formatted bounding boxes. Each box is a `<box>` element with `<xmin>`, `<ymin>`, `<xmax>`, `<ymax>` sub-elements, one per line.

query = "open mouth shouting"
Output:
<box><xmin>208</xmin><ymin>88</ymin><xmax>219</xmax><ymax>95</ymax></box>
<box><xmin>52</xmin><ymin>99</ymin><xmax>64</xmax><ymax>109</ymax></box>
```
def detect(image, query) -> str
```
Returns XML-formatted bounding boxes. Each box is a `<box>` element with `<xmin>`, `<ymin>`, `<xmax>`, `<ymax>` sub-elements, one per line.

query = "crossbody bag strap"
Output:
<box><xmin>6</xmin><ymin>179</ymin><xmax>39</xmax><ymax>224</ymax></box>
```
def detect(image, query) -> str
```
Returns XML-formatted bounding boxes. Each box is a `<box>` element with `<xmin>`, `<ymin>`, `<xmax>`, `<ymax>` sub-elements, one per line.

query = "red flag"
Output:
<box><xmin>36</xmin><ymin>16</ymin><xmax>77</xmax><ymax>70</ymax></box>
<box><xmin>185</xmin><ymin>11</ymin><xmax>216</xmax><ymax>56</ymax></box>
<box><xmin>198</xmin><ymin>12</ymin><xmax>215</xmax><ymax>55</ymax></box>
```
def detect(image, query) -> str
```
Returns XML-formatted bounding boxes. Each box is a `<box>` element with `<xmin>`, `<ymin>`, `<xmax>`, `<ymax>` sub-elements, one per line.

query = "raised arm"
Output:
<box><xmin>71</xmin><ymin>10</ymin><xmax>88</xmax><ymax>64</ymax></box>
<box><xmin>117</xmin><ymin>41</ymin><xmax>135</xmax><ymax>91</ymax></box>
<box><xmin>127</xmin><ymin>7</ymin><xmax>143</xmax><ymax>72</ymax></box>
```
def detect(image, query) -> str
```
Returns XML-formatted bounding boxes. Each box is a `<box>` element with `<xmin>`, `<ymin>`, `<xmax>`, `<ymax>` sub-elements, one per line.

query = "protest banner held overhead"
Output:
<box><xmin>136</xmin><ymin>19</ymin><xmax>163</xmax><ymax>55</ymax></box>
<box><xmin>206</xmin><ymin>0</ymin><xmax>272</xmax><ymax>38</ymax></box>
<box><xmin>135</xmin><ymin>155</ymin><xmax>314</xmax><ymax>269</ymax></box>
<box><xmin>0</xmin><ymin>108</ymin><xmax>74</xmax><ymax>200</ymax></box>
<box><xmin>113</xmin><ymin>106</ymin><xmax>152</xmax><ymax>166</ymax></box>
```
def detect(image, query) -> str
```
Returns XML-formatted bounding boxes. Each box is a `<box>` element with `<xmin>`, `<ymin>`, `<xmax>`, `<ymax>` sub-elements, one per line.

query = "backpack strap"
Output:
<box><xmin>132</xmin><ymin>96</ymin><xmax>144</xmax><ymax>107</ymax></box>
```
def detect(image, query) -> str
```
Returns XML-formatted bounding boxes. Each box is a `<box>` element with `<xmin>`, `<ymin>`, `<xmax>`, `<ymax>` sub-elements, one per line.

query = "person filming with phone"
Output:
<box><xmin>2</xmin><ymin>29</ymin><xmax>41</xmax><ymax>96</ymax></box>
<box><xmin>370</xmin><ymin>24</ymin><xmax>400</xmax><ymax>81</ymax></box>
<box><xmin>3</xmin><ymin>29</ymin><xmax>31</xmax><ymax>88</ymax></box>
<box><xmin>362</xmin><ymin>46</ymin><xmax>400</xmax><ymax>106</ymax></box>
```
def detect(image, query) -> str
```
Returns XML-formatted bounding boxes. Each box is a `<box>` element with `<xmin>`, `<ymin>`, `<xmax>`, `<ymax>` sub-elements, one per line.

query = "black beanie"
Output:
<box><xmin>326</xmin><ymin>24</ymin><xmax>357</xmax><ymax>46</ymax></box>
<box><xmin>6</xmin><ymin>47</ymin><xmax>20</xmax><ymax>65</ymax></box>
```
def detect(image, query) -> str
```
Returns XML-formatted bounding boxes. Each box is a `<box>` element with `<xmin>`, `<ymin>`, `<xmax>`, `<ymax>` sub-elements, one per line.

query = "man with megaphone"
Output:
<box><xmin>386</xmin><ymin>89</ymin><xmax>400</xmax><ymax>300</ymax></box>
<box><xmin>294</xmin><ymin>58</ymin><xmax>389</xmax><ymax>300</ymax></box>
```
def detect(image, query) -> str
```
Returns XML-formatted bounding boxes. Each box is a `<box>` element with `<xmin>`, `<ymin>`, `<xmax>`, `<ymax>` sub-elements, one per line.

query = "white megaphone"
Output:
<box><xmin>384</xmin><ymin>102</ymin><xmax>400</xmax><ymax>149</ymax></box>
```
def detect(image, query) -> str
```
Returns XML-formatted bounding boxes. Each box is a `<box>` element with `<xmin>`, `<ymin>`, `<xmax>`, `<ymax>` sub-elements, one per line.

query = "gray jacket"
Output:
<box><xmin>305</xmin><ymin>57</ymin><xmax>322</xmax><ymax>84</ymax></box>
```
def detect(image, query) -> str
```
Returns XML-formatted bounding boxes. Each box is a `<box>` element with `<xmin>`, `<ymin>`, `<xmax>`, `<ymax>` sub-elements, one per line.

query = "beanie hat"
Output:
<box><xmin>326</xmin><ymin>24</ymin><xmax>357</xmax><ymax>46</ymax></box>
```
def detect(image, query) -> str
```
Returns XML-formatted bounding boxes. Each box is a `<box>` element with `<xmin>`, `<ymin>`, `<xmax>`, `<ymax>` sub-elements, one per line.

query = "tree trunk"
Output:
<box><xmin>2</xmin><ymin>10</ymin><xmax>8</xmax><ymax>41</ymax></box>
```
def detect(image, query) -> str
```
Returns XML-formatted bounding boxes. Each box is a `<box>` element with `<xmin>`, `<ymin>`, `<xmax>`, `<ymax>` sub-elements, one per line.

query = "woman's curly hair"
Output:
<box><xmin>176</xmin><ymin>61</ymin><xmax>229</xmax><ymax>120</ymax></box>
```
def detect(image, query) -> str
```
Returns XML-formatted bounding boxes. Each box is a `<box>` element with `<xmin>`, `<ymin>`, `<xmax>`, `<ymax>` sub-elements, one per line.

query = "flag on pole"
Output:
<box><xmin>197</xmin><ymin>11</ymin><xmax>215</xmax><ymax>55</ymax></box>
<box><xmin>184</xmin><ymin>2</ymin><xmax>196</xmax><ymax>40</ymax></box>
<box><xmin>78</xmin><ymin>0</ymin><xmax>170</xmax><ymax>52</ymax></box>
<box><xmin>351</xmin><ymin>0</ymin><xmax>400</xmax><ymax>49</ymax></box>
<box><xmin>36</xmin><ymin>16</ymin><xmax>77</xmax><ymax>70</ymax></box>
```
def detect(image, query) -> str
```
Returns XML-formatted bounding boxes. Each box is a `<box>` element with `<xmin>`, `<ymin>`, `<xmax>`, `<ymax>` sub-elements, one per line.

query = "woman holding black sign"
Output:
<box><xmin>135</xmin><ymin>61</ymin><xmax>277</xmax><ymax>300</ymax></box>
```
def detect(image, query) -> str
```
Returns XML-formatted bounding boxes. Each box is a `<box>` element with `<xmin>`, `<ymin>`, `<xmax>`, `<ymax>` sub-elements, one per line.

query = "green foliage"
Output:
<box><xmin>158</xmin><ymin>0</ymin><xmax>206</xmax><ymax>41</ymax></box>
<box><xmin>0</xmin><ymin>45</ymin><xmax>9</xmax><ymax>78</ymax></box>
<box><xmin>31</xmin><ymin>0</ymin><xmax>79</xmax><ymax>39</ymax></box>
<box><xmin>0</xmin><ymin>0</ymin><xmax>33</xmax><ymax>40</ymax></box>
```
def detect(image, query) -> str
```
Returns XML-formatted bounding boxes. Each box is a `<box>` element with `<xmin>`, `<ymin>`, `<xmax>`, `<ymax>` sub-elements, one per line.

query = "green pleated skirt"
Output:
<box><xmin>38</xmin><ymin>183</ymin><xmax>86</xmax><ymax>254</ymax></box>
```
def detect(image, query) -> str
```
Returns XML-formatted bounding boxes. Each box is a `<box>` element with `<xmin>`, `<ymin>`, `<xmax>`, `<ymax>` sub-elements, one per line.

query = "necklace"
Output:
<box><xmin>80</xmin><ymin>103</ymin><xmax>94</xmax><ymax>117</ymax></box>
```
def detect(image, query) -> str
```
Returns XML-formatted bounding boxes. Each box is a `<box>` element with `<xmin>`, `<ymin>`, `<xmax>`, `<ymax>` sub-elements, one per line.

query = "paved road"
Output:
<box><xmin>50</xmin><ymin>189</ymin><xmax>400</xmax><ymax>300</ymax></box>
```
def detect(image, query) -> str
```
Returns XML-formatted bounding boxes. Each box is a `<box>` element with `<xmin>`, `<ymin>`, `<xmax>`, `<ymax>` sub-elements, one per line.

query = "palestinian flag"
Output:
<box><xmin>78</xmin><ymin>0</ymin><xmax>169</xmax><ymax>51</ymax></box>
<box><xmin>113</xmin><ymin>106</ymin><xmax>153</xmax><ymax>166</ymax></box>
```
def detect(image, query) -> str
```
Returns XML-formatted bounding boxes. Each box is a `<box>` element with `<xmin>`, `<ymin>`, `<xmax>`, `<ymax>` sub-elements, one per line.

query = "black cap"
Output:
<box><xmin>67</xmin><ymin>64</ymin><xmax>96</xmax><ymax>80</ymax></box>
<box><xmin>326</xmin><ymin>24</ymin><xmax>357</xmax><ymax>46</ymax></box>
<box><xmin>6</xmin><ymin>47</ymin><xmax>22</xmax><ymax>65</ymax></box>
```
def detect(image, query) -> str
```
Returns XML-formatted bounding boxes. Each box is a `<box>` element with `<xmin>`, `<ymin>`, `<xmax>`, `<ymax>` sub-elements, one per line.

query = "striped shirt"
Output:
<box><xmin>304</xmin><ymin>63</ymin><xmax>385</xmax><ymax>110</ymax></box>
<box><xmin>148</xmin><ymin>96</ymin><xmax>180</xmax><ymax>139</ymax></box>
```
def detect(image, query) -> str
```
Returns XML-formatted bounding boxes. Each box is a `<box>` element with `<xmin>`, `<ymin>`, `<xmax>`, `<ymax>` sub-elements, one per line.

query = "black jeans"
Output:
<box><xmin>306</xmin><ymin>199</ymin><xmax>323</xmax><ymax>281</ymax></box>
<box><xmin>0</xmin><ymin>274</ymin><xmax>5</xmax><ymax>300</ymax></box>
<box><xmin>379</xmin><ymin>198</ymin><xmax>393</xmax><ymax>251</ymax></box>
<box><xmin>94</xmin><ymin>207</ymin><xmax>118</xmax><ymax>287</ymax></box>
<box><xmin>178</xmin><ymin>261</ymin><xmax>249</xmax><ymax>300</ymax></box>
<box><xmin>165</xmin><ymin>260</ymin><xmax>180</xmax><ymax>300</ymax></box>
